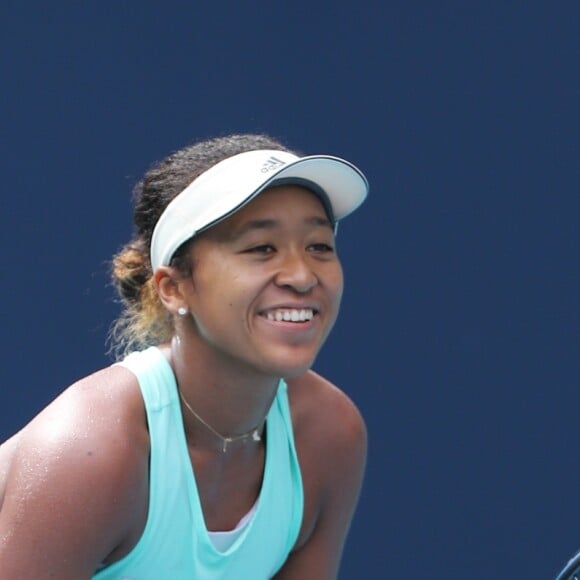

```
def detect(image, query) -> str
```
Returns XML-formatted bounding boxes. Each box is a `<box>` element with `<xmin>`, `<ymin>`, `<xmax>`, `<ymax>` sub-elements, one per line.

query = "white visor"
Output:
<box><xmin>150</xmin><ymin>149</ymin><xmax>369</xmax><ymax>271</ymax></box>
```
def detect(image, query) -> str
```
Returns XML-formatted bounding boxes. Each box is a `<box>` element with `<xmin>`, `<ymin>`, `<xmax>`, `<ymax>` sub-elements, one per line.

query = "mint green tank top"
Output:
<box><xmin>93</xmin><ymin>346</ymin><xmax>303</xmax><ymax>579</ymax></box>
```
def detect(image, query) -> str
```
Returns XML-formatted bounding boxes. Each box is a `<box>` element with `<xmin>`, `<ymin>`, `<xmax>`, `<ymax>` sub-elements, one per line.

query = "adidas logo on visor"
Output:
<box><xmin>260</xmin><ymin>156</ymin><xmax>286</xmax><ymax>173</ymax></box>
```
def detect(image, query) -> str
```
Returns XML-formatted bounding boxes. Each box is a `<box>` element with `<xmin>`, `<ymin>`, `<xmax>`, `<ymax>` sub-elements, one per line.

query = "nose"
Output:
<box><xmin>274</xmin><ymin>250</ymin><xmax>318</xmax><ymax>293</ymax></box>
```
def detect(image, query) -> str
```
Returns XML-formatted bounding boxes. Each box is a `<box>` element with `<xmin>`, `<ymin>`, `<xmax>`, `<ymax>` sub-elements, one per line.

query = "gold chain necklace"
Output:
<box><xmin>178</xmin><ymin>389</ymin><xmax>264</xmax><ymax>453</ymax></box>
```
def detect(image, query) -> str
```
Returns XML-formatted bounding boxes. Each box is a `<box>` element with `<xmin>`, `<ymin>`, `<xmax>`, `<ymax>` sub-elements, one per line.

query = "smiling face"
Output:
<box><xmin>177</xmin><ymin>185</ymin><xmax>344</xmax><ymax>379</ymax></box>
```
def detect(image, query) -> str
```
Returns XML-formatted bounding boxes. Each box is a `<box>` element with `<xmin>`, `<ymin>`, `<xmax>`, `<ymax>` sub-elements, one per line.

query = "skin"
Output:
<box><xmin>0</xmin><ymin>185</ymin><xmax>367</xmax><ymax>579</ymax></box>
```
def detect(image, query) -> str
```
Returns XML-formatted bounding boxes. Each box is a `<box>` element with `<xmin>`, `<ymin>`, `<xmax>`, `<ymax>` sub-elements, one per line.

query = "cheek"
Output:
<box><xmin>193</xmin><ymin>268</ymin><xmax>256</xmax><ymax>320</ymax></box>
<box><xmin>329</xmin><ymin>264</ymin><xmax>344</xmax><ymax>303</ymax></box>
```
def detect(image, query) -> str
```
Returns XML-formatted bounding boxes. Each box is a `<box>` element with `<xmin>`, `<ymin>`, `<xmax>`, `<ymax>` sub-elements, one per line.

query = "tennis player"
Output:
<box><xmin>0</xmin><ymin>133</ymin><xmax>368</xmax><ymax>579</ymax></box>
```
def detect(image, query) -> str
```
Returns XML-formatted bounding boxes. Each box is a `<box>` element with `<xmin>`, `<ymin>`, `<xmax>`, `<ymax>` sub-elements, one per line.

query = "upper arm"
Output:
<box><xmin>0</xmin><ymin>369</ymin><xmax>148</xmax><ymax>579</ymax></box>
<box><xmin>276</xmin><ymin>378</ymin><xmax>368</xmax><ymax>579</ymax></box>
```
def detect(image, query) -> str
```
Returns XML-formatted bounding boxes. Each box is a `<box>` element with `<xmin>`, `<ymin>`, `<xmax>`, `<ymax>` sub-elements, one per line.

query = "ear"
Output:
<box><xmin>153</xmin><ymin>266</ymin><xmax>189</xmax><ymax>315</ymax></box>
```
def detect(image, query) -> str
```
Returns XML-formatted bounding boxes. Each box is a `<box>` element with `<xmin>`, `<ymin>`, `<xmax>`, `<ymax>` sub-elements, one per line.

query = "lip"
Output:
<box><xmin>256</xmin><ymin>315</ymin><xmax>318</xmax><ymax>338</ymax></box>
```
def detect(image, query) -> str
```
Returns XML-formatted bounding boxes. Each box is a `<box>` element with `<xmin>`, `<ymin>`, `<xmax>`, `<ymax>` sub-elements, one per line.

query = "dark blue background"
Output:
<box><xmin>1</xmin><ymin>2</ymin><xmax>577</xmax><ymax>578</ymax></box>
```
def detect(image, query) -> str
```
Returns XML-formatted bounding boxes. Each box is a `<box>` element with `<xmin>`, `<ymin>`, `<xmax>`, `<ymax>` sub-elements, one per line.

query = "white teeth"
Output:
<box><xmin>265</xmin><ymin>309</ymin><xmax>314</xmax><ymax>322</ymax></box>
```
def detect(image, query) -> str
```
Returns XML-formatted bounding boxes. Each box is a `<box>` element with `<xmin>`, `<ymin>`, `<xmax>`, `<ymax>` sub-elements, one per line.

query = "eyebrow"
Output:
<box><xmin>229</xmin><ymin>216</ymin><xmax>333</xmax><ymax>241</ymax></box>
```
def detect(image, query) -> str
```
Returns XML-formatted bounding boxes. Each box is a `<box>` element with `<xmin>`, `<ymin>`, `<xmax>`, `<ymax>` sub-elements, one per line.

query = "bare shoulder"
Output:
<box><xmin>3</xmin><ymin>363</ymin><xmax>149</xmax><ymax>508</ymax></box>
<box><xmin>0</xmin><ymin>364</ymin><xmax>149</xmax><ymax>577</ymax></box>
<box><xmin>274</xmin><ymin>371</ymin><xmax>367</xmax><ymax>577</ymax></box>
<box><xmin>286</xmin><ymin>370</ymin><xmax>367</xmax><ymax>455</ymax></box>
<box><xmin>286</xmin><ymin>370</ymin><xmax>367</xmax><ymax>535</ymax></box>
<box><xmin>9</xmin><ymin>363</ymin><xmax>148</xmax><ymax>473</ymax></box>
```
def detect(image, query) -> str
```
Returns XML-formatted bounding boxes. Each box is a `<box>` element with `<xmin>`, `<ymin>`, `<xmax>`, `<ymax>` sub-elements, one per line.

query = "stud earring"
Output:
<box><xmin>177</xmin><ymin>306</ymin><xmax>188</xmax><ymax>316</ymax></box>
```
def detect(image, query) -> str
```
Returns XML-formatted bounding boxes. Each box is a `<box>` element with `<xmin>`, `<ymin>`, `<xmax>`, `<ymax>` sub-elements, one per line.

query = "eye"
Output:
<box><xmin>308</xmin><ymin>243</ymin><xmax>335</xmax><ymax>253</ymax></box>
<box><xmin>247</xmin><ymin>244</ymin><xmax>276</xmax><ymax>254</ymax></box>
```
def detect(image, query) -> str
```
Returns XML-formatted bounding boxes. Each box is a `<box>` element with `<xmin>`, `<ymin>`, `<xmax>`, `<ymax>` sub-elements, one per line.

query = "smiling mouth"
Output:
<box><xmin>262</xmin><ymin>308</ymin><xmax>316</xmax><ymax>322</ymax></box>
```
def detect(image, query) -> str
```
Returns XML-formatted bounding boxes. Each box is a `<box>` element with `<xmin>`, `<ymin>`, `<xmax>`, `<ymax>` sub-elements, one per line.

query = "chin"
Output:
<box><xmin>261</xmin><ymin>353</ymin><xmax>318</xmax><ymax>380</ymax></box>
<box><xmin>279</xmin><ymin>365</ymin><xmax>313</xmax><ymax>380</ymax></box>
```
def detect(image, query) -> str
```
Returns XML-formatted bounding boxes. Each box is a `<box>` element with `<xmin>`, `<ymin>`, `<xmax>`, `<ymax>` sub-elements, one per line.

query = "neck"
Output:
<box><xmin>169</xmin><ymin>334</ymin><xmax>279</xmax><ymax>444</ymax></box>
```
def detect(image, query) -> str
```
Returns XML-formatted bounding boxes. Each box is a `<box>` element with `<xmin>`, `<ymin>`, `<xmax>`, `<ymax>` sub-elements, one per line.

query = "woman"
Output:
<box><xmin>0</xmin><ymin>133</ymin><xmax>369</xmax><ymax>579</ymax></box>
